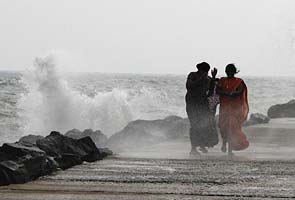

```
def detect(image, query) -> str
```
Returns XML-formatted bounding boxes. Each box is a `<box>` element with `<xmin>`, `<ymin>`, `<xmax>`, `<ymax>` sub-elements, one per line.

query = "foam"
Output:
<box><xmin>18</xmin><ymin>54</ymin><xmax>133</xmax><ymax>136</ymax></box>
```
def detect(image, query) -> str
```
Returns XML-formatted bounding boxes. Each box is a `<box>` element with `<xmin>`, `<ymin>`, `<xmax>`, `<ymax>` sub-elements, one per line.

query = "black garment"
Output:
<box><xmin>185</xmin><ymin>72</ymin><xmax>218</xmax><ymax>148</ymax></box>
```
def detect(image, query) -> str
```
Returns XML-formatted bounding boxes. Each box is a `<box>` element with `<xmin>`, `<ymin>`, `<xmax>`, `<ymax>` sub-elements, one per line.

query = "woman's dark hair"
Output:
<box><xmin>196</xmin><ymin>62</ymin><xmax>210</xmax><ymax>72</ymax></box>
<box><xmin>225</xmin><ymin>63</ymin><xmax>239</xmax><ymax>74</ymax></box>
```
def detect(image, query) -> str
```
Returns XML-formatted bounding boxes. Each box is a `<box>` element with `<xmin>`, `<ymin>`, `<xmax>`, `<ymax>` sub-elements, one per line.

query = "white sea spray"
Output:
<box><xmin>18</xmin><ymin>54</ymin><xmax>133</xmax><ymax>136</ymax></box>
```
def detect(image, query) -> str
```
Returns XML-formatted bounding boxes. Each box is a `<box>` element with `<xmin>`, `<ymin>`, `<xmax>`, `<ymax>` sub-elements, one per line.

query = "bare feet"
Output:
<box><xmin>228</xmin><ymin>151</ymin><xmax>234</xmax><ymax>157</ymax></box>
<box><xmin>190</xmin><ymin>148</ymin><xmax>201</xmax><ymax>156</ymax></box>
<box><xmin>228</xmin><ymin>143</ymin><xmax>234</xmax><ymax>157</ymax></box>
<box><xmin>221</xmin><ymin>145</ymin><xmax>227</xmax><ymax>153</ymax></box>
<box><xmin>199</xmin><ymin>147</ymin><xmax>208</xmax><ymax>153</ymax></box>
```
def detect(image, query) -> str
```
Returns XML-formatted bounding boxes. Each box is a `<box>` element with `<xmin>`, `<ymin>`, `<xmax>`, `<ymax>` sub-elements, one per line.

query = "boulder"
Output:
<box><xmin>107</xmin><ymin>120</ymin><xmax>157</xmax><ymax>152</ymax></box>
<box><xmin>107</xmin><ymin>115</ymin><xmax>189</xmax><ymax>152</ymax></box>
<box><xmin>77</xmin><ymin>136</ymin><xmax>108</xmax><ymax>162</ymax></box>
<box><xmin>99</xmin><ymin>148</ymin><xmax>114</xmax><ymax>157</ymax></box>
<box><xmin>65</xmin><ymin>129</ymin><xmax>108</xmax><ymax>148</ymax></box>
<box><xmin>162</xmin><ymin>116</ymin><xmax>190</xmax><ymax>139</ymax></box>
<box><xmin>267</xmin><ymin>100</ymin><xmax>295</xmax><ymax>118</ymax></box>
<box><xmin>36</xmin><ymin>131</ymin><xmax>111</xmax><ymax>169</ymax></box>
<box><xmin>0</xmin><ymin>143</ymin><xmax>56</xmax><ymax>186</ymax></box>
<box><xmin>0</xmin><ymin>161</ymin><xmax>28</xmax><ymax>185</ymax></box>
<box><xmin>244</xmin><ymin>113</ymin><xmax>270</xmax><ymax>126</ymax></box>
<box><xmin>18</xmin><ymin>135</ymin><xmax>44</xmax><ymax>147</ymax></box>
<box><xmin>36</xmin><ymin>131</ymin><xmax>85</xmax><ymax>158</ymax></box>
<box><xmin>0</xmin><ymin>131</ymin><xmax>112</xmax><ymax>186</ymax></box>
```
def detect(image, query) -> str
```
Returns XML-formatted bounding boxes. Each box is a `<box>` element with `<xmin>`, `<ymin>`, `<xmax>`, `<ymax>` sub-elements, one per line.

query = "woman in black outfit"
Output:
<box><xmin>185</xmin><ymin>62</ymin><xmax>219</xmax><ymax>155</ymax></box>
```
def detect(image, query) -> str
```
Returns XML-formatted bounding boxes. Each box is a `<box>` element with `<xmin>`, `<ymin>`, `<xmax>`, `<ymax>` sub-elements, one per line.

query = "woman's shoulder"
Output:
<box><xmin>187</xmin><ymin>71</ymin><xmax>198</xmax><ymax>78</ymax></box>
<box><xmin>234</xmin><ymin>77</ymin><xmax>246</xmax><ymax>85</ymax></box>
<box><xmin>219</xmin><ymin>77</ymin><xmax>243</xmax><ymax>81</ymax></box>
<box><xmin>219</xmin><ymin>77</ymin><xmax>227</xmax><ymax>82</ymax></box>
<box><xmin>235</xmin><ymin>77</ymin><xmax>243</xmax><ymax>81</ymax></box>
<box><xmin>188</xmin><ymin>71</ymin><xmax>197</xmax><ymax>75</ymax></box>
<box><xmin>218</xmin><ymin>77</ymin><xmax>244</xmax><ymax>86</ymax></box>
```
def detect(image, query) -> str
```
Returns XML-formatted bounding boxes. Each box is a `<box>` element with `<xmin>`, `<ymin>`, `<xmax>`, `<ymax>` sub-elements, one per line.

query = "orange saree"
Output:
<box><xmin>218</xmin><ymin>77</ymin><xmax>249</xmax><ymax>151</ymax></box>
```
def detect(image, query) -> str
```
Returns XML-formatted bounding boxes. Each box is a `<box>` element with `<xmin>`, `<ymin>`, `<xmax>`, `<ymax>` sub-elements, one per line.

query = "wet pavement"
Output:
<box><xmin>2</xmin><ymin>119</ymin><xmax>295</xmax><ymax>199</ymax></box>
<box><xmin>1</xmin><ymin>139</ymin><xmax>295</xmax><ymax>200</ymax></box>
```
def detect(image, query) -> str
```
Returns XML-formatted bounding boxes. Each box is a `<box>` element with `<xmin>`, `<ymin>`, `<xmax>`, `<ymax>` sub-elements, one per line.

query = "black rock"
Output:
<box><xmin>162</xmin><ymin>116</ymin><xmax>190</xmax><ymax>139</ymax></box>
<box><xmin>77</xmin><ymin>136</ymin><xmax>106</xmax><ymax>162</ymax></box>
<box><xmin>107</xmin><ymin>115</ymin><xmax>190</xmax><ymax>152</ymax></box>
<box><xmin>0</xmin><ymin>143</ymin><xmax>56</xmax><ymax>186</ymax></box>
<box><xmin>0</xmin><ymin>131</ymin><xmax>112</xmax><ymax>186</ymax></box>
<box><xmin>99</xmin><ymin>148</ymin><xmax>113</xmax><ymax>157</ymax></box>
<box><xmin>54</xmin><ymin>154</ymin><xmax>82</xmax><ymax>170</ymax></box>
<box><xmin>65</xmin><ymin>128</ymin><xmax>108</xmax><ymax>148</ymax></box>
<box><xmin>0</xmin><ymin>161</ymin><xmax>28</xmax><ymax>185</ymax></box>
<box><xmin>107</xmin><ymin>120</ymin><xmax>156</xmax><ymax>152</ymax></box>
<box><xmin>244</xmin><ymin>113</ymin><xmax>270</xmax><ymax>126</ymax></box>
<box><xmin>36</xmin><ymin>131</ymin><xmax>110</xmax><ymax>170</ymax></box>
<box><xmin>267</xmin><ymin>100</ymin><xmax>295</xmax><ymax>118</ymax></box>
<box><xmin>0</xmin><ymin>143</ymin><xmax>45</xmax><ymax>163</ymax></box>
<box><xmin>18</xmin><ymin>135</ymin><xmax>44</xmax><ymax>147</ymax></box>
<box><xmin>36</xmin><ymin>131</ymin><xmax>85</xmax><ymax>158</ymax></box>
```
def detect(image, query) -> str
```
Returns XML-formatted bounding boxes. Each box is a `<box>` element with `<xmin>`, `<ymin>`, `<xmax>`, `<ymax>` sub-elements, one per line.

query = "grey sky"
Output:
<box><xmin>0</xmin><ymin>0</ymin><xmax>295</xmax><ymax>76</ymax></box>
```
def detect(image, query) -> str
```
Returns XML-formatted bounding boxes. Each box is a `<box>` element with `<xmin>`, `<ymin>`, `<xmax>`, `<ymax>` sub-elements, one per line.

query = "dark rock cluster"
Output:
<box><xmin>65</xmin><ymin>128</ymin><xmax>108</xmax><ymax>148</ymax></box>
<box><xmin>267</xmin><ymin>100</ymin><xmax>295</xmax><ymax>118</ymax></box>
<box><xmin>0</xmin><ymin>131</ymin><xmax>112</xmax><ymax>186</ymax></box>
<box><xmin>244</xmin><ymin>113</ymin><xmax>270</xmax><ymax>126</ymax></box>
<box><xmin>107</xmin><ymin>115</ymin><xmax>190</xmax><ymax>152</ymax></box>
<box><xmin>107</xmin><ymin>114</ymin><xmax>272</xmax><ymax>152</ymax></box>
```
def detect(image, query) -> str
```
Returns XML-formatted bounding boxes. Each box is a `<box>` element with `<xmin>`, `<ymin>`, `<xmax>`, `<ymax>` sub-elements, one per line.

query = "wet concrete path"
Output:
<box><xmin>1</xmin><ymin>139</ymin><xmax>295</xmax><ymax>200</ymax></box>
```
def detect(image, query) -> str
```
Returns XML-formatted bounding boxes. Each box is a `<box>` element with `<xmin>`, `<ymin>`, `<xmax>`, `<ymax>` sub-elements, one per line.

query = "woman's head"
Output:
<box><xmin>196</xmin><ymin>62</ymin><xmax>210</xmax><ymax>73</ymax></box>
<box><xmin>225</xmin><ymin>63</ymin><xmax>238</xmax><ymax>77</ymax></box>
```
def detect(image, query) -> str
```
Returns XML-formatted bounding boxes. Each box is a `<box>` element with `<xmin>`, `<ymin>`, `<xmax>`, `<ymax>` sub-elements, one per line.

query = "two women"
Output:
<box><xmin>185</xmin><ymin>63</ymin><xmax>249</xmax><ymax>156</ymax></box>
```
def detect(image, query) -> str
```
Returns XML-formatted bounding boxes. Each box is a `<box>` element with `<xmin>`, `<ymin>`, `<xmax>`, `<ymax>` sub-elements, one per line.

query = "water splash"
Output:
<box><xmin>18</xmin><ymin>54</ymin><xmax>133</xmax><ymax>136</ymax></box>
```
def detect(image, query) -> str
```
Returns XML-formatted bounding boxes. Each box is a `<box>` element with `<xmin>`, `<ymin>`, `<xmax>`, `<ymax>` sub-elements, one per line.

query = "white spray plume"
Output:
<box><xmin>18</xmin><ymin>54</ymin><xmax>133</xmax><ymax>136</ymax></box>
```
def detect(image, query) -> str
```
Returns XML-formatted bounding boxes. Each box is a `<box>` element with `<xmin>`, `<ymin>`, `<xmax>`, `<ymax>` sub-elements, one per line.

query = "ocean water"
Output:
<box><xmin>0</xmin><ymin>58</ymin><xmax>295</xmax><ymax>144</ymax></box>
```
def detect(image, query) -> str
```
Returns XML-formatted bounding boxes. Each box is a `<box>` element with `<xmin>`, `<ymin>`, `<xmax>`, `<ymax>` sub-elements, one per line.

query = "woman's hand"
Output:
<box><xmin>211</xmin><ymin>68</ymin><xmax>218</xmax><ymax>78</ymax></box>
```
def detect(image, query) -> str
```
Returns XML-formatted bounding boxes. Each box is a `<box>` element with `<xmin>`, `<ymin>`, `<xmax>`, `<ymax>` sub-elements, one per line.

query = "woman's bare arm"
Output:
<box><xmin>217</xmin><ymin>83</ymin><xmax>244</xmax><ymax>97</ymax></box>
<box><xmin>216</xmin><ymin>86</ymin><xmax>231</xmax><ymax>96</ymax></box>
<box><xmin>230</xmin><ymin>84</ymin><xmax>244</xmax><ymax>97</ymax></box>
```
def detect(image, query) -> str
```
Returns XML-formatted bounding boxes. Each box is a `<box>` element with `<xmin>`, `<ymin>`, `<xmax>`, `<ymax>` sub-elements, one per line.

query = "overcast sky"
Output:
<box><xmin>0</xmin><ymin>0</ymin><xmax>295</xmax><ymax>76</ymax></box>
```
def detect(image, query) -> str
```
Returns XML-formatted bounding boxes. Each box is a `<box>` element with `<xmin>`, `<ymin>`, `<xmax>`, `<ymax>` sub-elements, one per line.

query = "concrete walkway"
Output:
<box><xmin>1</xmin><ymin>119</ymin><xmax>295</xmax><ymax>199</ymax></box>
<box><xmin>1</xmin><ymin>140</ymin><xmax>295</xmax><ymax>199</ymax></box>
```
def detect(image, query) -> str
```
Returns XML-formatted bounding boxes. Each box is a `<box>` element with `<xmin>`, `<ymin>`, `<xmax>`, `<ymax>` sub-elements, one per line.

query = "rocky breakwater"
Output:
<box><xmin>267</xmin><ymin>100</ymin><xmax>295</xmax><ymax>118</ymax></box>
<box><xmin>244</xmin><ymin>113</ymin><xmax>270</xmax><ymax>126</ymax></box>
<box><xmin>65</xmin><ymin>128</ymin><xmax>108</xmax><ymax>148</ymax></box>
<box><xmin>107</xmin><ymin>115</ymin><xmax>190</xmax><ymax>152</ymax></box>
<box><xmin>0</xmin><ymin>131</ymin><xmax>112</xmax><ymax>186</ymax></box>
<box><xmin>107</xmin><ymin>113</ymin><xmax>271</xmax><ymax>152</ymax></box>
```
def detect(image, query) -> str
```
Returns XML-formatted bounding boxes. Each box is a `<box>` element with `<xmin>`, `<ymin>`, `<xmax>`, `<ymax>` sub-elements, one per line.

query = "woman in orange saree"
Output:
<box><xmin>217</xmin><ymin>64</ymin><xmax>249</xmax><ymax>156</ymax></box>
